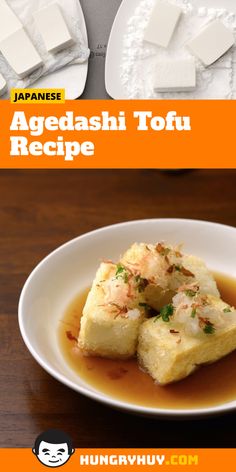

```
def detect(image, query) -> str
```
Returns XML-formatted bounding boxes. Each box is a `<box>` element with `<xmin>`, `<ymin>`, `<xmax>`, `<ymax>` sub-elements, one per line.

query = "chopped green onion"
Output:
<box><xmin>159</xmin><ymin>303</ymin><xmax>174</xmax><ymax>322</ymax></box>
<box><xmin>185</xmin><ymin>289</ymin><xmax>196</xmax><ymax>298</ymax></box>
<box><xmin>223</xmin><ymin>307</ymin><xmax>231</xmax><ymax>313</ymax></box>
<box><xmin>115</xmin><ymin>264</ymin><xmax>128</xmax><ymax>283</ymax></box>
<box><xmin>203</xmin><ymin>324</ymin><xmax>215</xmax><ymax>334</ymax></box>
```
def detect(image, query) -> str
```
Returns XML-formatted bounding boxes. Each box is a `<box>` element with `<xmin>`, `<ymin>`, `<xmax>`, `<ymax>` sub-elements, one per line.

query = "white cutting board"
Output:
<box><xmin>105</xmin><ymin>0</ymin><xmax>236</xmax><ymax>99</ymax></box>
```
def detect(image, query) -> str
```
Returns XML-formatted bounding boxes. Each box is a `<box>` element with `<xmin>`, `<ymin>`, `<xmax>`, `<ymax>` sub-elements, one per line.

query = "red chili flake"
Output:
<box><xmin>170</xmin><ymin>329</ymin><xmax>180</xmax><ymax>334</ymax></box>
<box><xmin>66</xmin><ymin>331</ymin><xmax>77</xmax><ymax>342</ymax></box>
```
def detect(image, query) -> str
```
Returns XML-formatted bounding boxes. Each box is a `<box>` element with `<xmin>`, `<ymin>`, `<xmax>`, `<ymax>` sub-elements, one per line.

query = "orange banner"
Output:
<box><xmin>0</xmin><ymin>448</ymin><xmax>236</xmax><ymax>471</ymax></box>
<box><xmin>0</xmin><ymin>99</ymin><xmax>235</xmax><ymax>168</ymax></box>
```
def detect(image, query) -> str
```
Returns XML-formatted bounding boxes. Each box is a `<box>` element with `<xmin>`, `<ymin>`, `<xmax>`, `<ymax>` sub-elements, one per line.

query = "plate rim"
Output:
<box><xmin>18</xmin><ymin>218</ymin><xmax>236</xmax><ymax>418</ymax></box>
<box><xmin>105</xmin><ymin>0</ymin><xmax>137</xmax><ymax>99</ymax></box>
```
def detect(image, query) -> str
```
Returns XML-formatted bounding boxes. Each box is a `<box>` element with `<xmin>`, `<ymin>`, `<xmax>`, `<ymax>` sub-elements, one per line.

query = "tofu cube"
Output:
<box><xmin>187</xmin><ymin>20</ymin><xmax>235</xmax><ymax>66</ymax></box>
<box><xmin>121</xmin><ymin>242</ymin><xmax>219</xmax><ymax>311</ymax></box>
<box><xmin>138</xmin><ymin>294</ymin><xmax>236</xmax><ymax>384</ymax></box>
<box><xmin>0</xmin><ymin>28</ymin><xmax>42</xmax><ymax>78</ymax></box>
<box><xmin>78</xmin><ymin>263</ymin><xmax>145</xmax><ymax>359</ymax></box>
<box><xmin>154</xmin><ymin>58</ymin><xmax>196</xmax><ymax>92</ymax></box>
<box><xmin>144</xmin><ymin>1</ymin><xmax>182</xmax><ymax>48</ymax></box>
<box><xmin>33</xmin><ymin>4</ymin><xmax>74</xmax><ymax>54</ymax></box>
<box><xmin>0</xmin><ymin>1</ymin><xmax>22</xmax><ymax>43</ymax></box>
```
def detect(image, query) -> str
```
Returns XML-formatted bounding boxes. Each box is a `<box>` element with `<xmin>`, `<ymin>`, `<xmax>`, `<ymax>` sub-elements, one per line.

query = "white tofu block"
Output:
<box><xmin>187</xmin><ymin>20</ymin><xmax>235</xmax><ymax>66</ymax></box>
<box><xmin>33</xmin><ymin>3</ymin><xmax>74</xmax><ymax>54</ymax></box>
<box><xmin>144</xmin><ymin>1</ymin><xmax>182</xmax><ymax>48</ymax></box>
<box><xmin>0</xmin><ymin>28</ymin><xmax>42</xmax><ymax>78</ymax></box>
<box><xmin>0</xmin><ymin>73</ymin><xmax>7</xmax><ymax>96</ymax></box>
<box><xmin>154</xmin><ymin>58</ymin><xmax>196</xmax><ymax>91</ymax></box>
<box><xmin>0</xmin><ymin>1</ymin><xmax>22</xmax><ymax>42</ymax></box>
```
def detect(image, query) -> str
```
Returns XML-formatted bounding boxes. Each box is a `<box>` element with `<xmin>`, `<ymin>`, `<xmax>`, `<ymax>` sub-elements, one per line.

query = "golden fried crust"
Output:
<box><xmin>138</xmin><ymin>302</ymin><xmax>236</xmax><ymax>385</ymax></box>
<box><xmin>78</xmin><ymin>263</ymin><xmax>144</xmax><ymax>359</ymax></box>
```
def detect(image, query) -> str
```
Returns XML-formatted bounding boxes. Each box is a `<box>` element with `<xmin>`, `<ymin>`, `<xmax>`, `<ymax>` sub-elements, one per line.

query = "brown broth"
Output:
<box><xmin>58</xmin><ymin>273</ymin><xmax>236</xmax><ymax>409</ymax></box>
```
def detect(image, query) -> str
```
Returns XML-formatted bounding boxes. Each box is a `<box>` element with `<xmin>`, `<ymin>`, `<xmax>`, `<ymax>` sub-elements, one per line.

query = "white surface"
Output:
<box><xmin>0</xmin><ymin>0</ymin><xmax>89</xmax><ymax>99</ymax></box>
<box><xmin>187</xmin><ymin>19</ymin><xmax>235</xmax><ymax>66</ymax></box>
<box><xmin>19</xmin><ymin>219</ymin><xmax>236</xmax><ymax>418</ymax></box>
<box><xmin>0</xmin><ymin>28</ymin><xmax>42</xmax><ymax>78</ymax></box>
<box><xmin>0</xmin><ymin>72</ymin><xmax>7</xmax><ymax>95</ymax></box>
<box><xmin>33</xmin><ymin>0</ymin><xmax>88</xmax><ymax>98</ymax></box>
<box><xmin>154</xmin><ymin>58</ymin><xmax>196</xmax><ymax>90</ymax></box>
<box><xmin>144</xmin><ymin>1</ymin><xmax>182</xmax><ymax>48</ymax></box>
<box><xmin>105</xmin><ymin>0</ymin><xmax>236</xmax><ymax>99</ymax></box>
<box><xmin>33</xmin><ymin>3</ymin><xmax>74</xmax><ymax>54</ymax></box>
<box><xmin>121</xmin><ymin>0</ymin><xmax>236</xmax><ymax>99</ymax></box>
<box><xmin>0</xmin><ymin>0</ymin><xmax>21</xmax><ymax>42</ymax></box>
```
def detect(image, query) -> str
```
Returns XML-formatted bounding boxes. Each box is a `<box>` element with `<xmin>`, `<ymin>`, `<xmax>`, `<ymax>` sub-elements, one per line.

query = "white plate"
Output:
<box><xmin>105</xmin><ymin>0</ymin><xmax>236</xmax><ymax>99</ymax></box>
<box><xmin>18</xmin><ymin>219</ymin><xmax>236</xmax><ymax>418</ymax></box>
<box><xmin>33</xmin><ymin>0</ymin><xmax>88</xmax><ymax>99</ymax></box>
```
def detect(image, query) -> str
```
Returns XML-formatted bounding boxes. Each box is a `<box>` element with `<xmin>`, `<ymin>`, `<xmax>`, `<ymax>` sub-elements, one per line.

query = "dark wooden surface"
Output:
<box><xmin>1</xmin><ymin>169</ymin><xmax>236</xmax><ymax>448</ymax></box>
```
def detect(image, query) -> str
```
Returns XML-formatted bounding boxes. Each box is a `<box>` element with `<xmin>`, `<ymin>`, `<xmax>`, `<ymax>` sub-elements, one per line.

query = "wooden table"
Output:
<box><xmin>1</xmin><ymin>169</ymin><xmax>236</xmax><ymax>448</ymax></box>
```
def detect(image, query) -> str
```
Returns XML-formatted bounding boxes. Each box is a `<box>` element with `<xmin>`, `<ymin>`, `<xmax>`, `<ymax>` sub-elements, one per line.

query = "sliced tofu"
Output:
<box><xmin>0</xmin><ymin>0</ymin><xmax>22</xmax><ymax>43</ymax></box>
<box><xmin>0</xmin><ymin>28</ymin><xmax>42</xmax><ymax>78</ymax></box>
<box><xmin>187</xmin><ymin>20</ymin><xmax>235</xmax><ymax>67</ymax></box>
<box><xmin>138</xmin><ymin>293</ymin><xmax>236</xmax><ymax>385</ymax></box>
<box><xmin>121</xmin><ymin>242</ymin><xmax>219</xmax><ymax>311</ymax></box>
<box><xmin>33</xmin><ymin>4</ymin><xmax>74</xmax><ymax>54</ymax></box>
<box><xmin>144</xmin><ymin>1</ymin><xmax>182</xmax><ymax>48</ymax></box>
<box><xmin>154</xmin><ymin>58</ymin><xmax>196</xmax><ymax>92</ymax></box>
<box><xmin>78</xmin><ymin>262</ymin><xmax>145</xmax><ymax>359</ymax></box>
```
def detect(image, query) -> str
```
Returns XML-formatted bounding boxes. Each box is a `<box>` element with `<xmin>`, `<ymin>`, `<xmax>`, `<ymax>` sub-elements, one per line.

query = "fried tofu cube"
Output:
<box><xmin>121</xmin><ymin>242</ymin><xmax>219</xmax><ymax>311</ymax></box>
<box><xmin>138</xmin><ymin>293</ymin><xmax>236</xmax><ymax>385</ymax></box>
<box><xmin>78</xmin><ymin>262</ymin><xmax>145</xmax><ymax>359</ymax></box>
